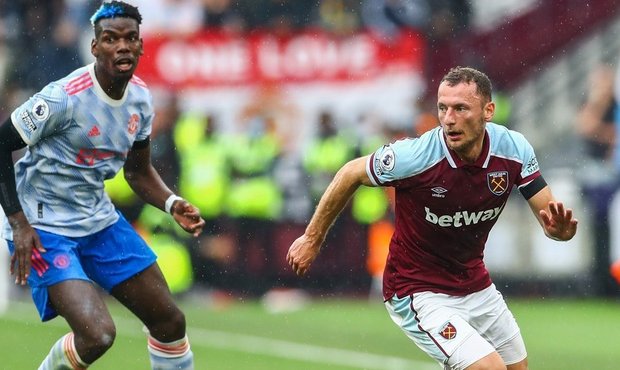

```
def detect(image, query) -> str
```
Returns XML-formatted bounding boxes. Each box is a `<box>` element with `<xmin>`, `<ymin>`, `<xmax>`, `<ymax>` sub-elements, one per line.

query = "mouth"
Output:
<box><xmin>445</xmin><ymin>131</ymin><xmax>463</xmax><ymax>141</ymax></box>
<box><xmin>114</xmin><ymin>58</ymin><xmax>134</xmax><ymax>72</ymax></box>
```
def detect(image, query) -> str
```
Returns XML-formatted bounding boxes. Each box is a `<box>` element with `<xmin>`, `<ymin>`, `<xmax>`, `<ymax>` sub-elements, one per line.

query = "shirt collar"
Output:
<box><xmin>88</xmin><ymin>63</ymin><xmax>128</xmax><ymax>107</ymax></box>
<box><xmin>439</xmin><ymin>126</ymin><xmax>491</xmax><ymax>169</ymax></box>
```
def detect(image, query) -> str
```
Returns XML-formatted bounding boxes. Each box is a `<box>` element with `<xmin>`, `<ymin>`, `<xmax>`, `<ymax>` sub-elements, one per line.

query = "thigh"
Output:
<box><xmin>385</xmin><ymin>294</ymin><xmax>495</xmax><ymax>369</ymax></box>
<box><xmin>48</xmin><ymin>279</ymin><xmax>114</xmax><ymax>334</ymax></box>
<box><xmin>8</xmin><ymin>232</ymin><xmax>90</xmax><ymax>321</ymax></box>
<box><xmin>79</xmin><ymin>214</ymin><xmax>157</xmax><ymax>292</ymax></box>
<box><xmin>110</xmin><ymin>263</ymin><xmax>181</xmax><ymax>328</ymax></box>
<box><xmin>506</xmin><ymin>358</ymin><xmax>528</xmax><ymax>370</ymax></box>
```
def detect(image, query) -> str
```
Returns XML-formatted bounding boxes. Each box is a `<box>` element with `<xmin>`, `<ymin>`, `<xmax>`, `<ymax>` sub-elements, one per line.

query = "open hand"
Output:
<box><xmin>9</xmin><ymin>213</ymin><xmax>45</xmax><ymax>285</ymax></box>
<box><xmin>539</xmin><ymin>201</ymin><xmax>578</xmax><ymax>241</ymax></box>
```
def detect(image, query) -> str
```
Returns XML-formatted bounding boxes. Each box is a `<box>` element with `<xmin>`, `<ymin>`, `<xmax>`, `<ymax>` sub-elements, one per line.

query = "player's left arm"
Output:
<box><xmin>526</xmin><ymin>185</ymin><xmax>578</xmax><ymax>241</ymax></box>
<box><xmin>124</xmin><ymin>139</ymin><xmax>205</xmax><ymax>236</ymax></box>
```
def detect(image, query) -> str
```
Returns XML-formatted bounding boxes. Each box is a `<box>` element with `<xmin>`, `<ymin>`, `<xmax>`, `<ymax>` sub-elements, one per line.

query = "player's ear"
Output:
<box><xmin>139</xmin><ymin>38</ymin><xmax>144</xmax><ymax>56</ymax></box>
<box><xmin>91</xmin><ymin>38</ymin><xmax>99</xmax><ymax>58</ymax></box>
<box><xmin>483</xmin><ymin>101</ymin><xmax>495</xmax><ymax>122</ymax></box>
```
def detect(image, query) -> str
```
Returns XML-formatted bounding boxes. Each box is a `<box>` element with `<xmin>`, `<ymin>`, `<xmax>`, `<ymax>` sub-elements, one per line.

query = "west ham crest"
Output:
<box><xmin>439</xmin><ymin>322</ymin><xmax>457</xmax><ymax>340</ymax></box>
<box><xmin>487</xmin><ymin>171</ymin><xmax>508</xmax><ymax>196</ymax></box>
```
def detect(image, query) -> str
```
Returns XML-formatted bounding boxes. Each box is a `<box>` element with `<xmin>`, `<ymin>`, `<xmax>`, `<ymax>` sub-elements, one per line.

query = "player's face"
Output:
<box><xmin>91</xmin><ymin>17</ymin><xmax>143</xmax><ymax>80</ymax></box>
<box><xmin>437</xmin><ymin>81</ymin><xmax>495</xmax><ymax>163</ymax></box>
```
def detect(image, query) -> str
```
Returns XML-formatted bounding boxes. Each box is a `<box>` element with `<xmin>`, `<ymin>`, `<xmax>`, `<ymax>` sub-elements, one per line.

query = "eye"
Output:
<box><xmin>438</xmin><ymin>106</ymin><xmax>447</xmax><ymax>113</ymax></box>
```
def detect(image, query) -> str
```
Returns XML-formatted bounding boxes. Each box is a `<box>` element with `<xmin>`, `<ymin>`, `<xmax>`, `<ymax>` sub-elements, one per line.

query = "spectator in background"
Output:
<box><xmin>4</xmin><ymin>1</ymin><xmax>84</xmax><ymax>93</ymax></box>
<box><xmin>0</xmin><ymin>0</ymin><xmax>14</xmax><ymax>121</ymax></box>
<box><xmin>201</xmin><ymin>0</ymin><xmax>246</xmax><ymax>33</ymax></box>
<box><xmin>150</xmin><ymin>91</ymin><xmax>182</xmax><ymax>192</ymax></box>
<box><xmin>575</xmin><ymin>63</ymin><xmax>619</xmax><ymax>296</ymax></box>
<box><xmin>317</xmin><ymin>0</ymin><xmax>361</xmax><ymax>36</ymax></box>
<box><xmin>129</xmin><ymin>0</ymin><xmax>204</xmax><ymax>37</ymax></box>
<box><xmin>426</xmin><ymin>0</ymin><xmax>471</xmax><ymax>43</ymax></box>
<box><xmin>304</xmin><ymin>110</ymin><xmax>357</xmax><ymax>204</ymax></box>
<box><xmin>224</xmin><ymin>86</ymin><xmax>288</xmax><ymax>295</ymax></box>
<box><xmin>172</xmin><ymin>111</ymin><xmax>236</xmax><ymax>293</ymax></box>
<box><xmin>238</xmin><ymin>0</ymin><xmax>316</xmax><ymax>36</ymax></box>
<box><xmin>361</xmin><ymin>0</ymin><xmax>430</xmax><ymax>42</ymax></box>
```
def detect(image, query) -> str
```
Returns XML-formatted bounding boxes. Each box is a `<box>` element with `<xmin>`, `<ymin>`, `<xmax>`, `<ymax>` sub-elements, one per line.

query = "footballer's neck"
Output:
<box><xmin>94</xmin><ymin>65</ymin><xmax>130</xmax><ymax>100</ymax></box>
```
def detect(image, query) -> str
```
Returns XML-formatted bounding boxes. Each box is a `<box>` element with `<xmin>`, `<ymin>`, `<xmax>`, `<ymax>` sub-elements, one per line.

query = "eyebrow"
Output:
<box><xmin>100</xmin><ymin>28</ymin><xmax>139</xmax><ymax>35</ymax></box>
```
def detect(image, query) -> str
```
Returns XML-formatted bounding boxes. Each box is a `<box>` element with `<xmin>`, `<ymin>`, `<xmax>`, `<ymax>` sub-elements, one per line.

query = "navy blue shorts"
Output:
<box><xmin>6</xmin><ymin>213</ymin><xmax>156</xmax><ymax>321</ymax></box>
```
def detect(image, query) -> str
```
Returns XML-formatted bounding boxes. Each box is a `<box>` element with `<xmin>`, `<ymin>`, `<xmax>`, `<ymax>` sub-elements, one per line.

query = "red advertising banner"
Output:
<box><xmin>137</xmin><ymin>29</ymin><xmax>426</xmax><ymax>88</ymax></box>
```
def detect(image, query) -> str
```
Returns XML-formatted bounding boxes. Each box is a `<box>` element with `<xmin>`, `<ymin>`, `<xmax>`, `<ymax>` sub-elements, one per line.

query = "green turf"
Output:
<box><xmin>0</xmin><ymin>296</ymin><xmax>618</xmax><ymax>369</ymax></box>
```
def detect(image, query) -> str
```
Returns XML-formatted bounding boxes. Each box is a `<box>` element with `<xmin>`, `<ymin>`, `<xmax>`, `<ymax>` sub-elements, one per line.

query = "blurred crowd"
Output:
<box><xmin>0</xmin><ymin>0</ymin><xmax>471</xmax><ymax>108</ymax></box>
<box><xmin>0</xmin><ymin>0</ymin><xmax>473</xmax><ymax>297</ymax></box>
<box><xmin>3</xmin><ymin>0</ymin><xmax>619</xmax><ymax>299</ymax></box>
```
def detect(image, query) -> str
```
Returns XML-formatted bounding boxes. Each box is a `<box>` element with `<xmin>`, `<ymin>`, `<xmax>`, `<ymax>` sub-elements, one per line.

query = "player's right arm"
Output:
<box><xmin>287</xmin><ymin>156</ymin><xmax>372</xmax><ymax>276</ymax></box>
<box><xmin>0</xmin><ymin>118</ymin><xmax>45</xmax><ymax>285</ymax></box>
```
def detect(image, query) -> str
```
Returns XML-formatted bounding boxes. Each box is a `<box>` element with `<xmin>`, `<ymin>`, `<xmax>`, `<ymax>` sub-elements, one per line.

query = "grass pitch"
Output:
<box><xmin>0</xmin><ymin>294</ymin><xmax>619</xmax><ymax>369</ymax></box>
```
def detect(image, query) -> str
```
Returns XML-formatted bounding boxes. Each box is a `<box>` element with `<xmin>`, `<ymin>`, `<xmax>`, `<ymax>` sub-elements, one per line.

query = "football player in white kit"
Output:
<box><xmin>288</xmin><ymin>66</ymin><xmax>578</xmax><ymax>370</ymax></box>
<box><xmin>0</xmin><ymin>2</ymin><xmax>204</xmax><ymax>369</ymax></box>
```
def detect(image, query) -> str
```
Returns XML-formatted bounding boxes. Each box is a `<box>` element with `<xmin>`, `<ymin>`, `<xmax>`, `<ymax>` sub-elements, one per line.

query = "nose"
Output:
<box><xmin>442</xmin><ymin>107</ymin><xmax>456</xmax><ymax>126</ymax></box>
<box><xmin>116</xmin><ymin>38</ymin><xmax>130</xmax><ymax>52</ymax></box>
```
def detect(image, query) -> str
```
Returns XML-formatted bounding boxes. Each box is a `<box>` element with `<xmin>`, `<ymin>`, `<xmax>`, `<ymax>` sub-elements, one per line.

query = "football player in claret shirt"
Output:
<box><xmin>288</xmin><ymin>66</ymin><xmax>578</xmax><ymax>370</ymax></box>
<box><xmin>0</xmin><ymin>2</ymin><xmax>204</xmax><ymax>369</ymax></box>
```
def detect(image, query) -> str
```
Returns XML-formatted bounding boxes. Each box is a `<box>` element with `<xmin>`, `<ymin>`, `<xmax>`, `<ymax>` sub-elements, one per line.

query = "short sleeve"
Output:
<box><xmin>366</xmin><ymin>134</ymin><xmax>440</xmax><ymax>186</ymax></box>
<box><xmin>516</xmin><ymin>133</ymin><xmax>541</xmax><ymax>185</ymax></box>
<box><xmin>136</xmin><ymin>92</ymin><xmax>154</xmax><ymax>141</ymax></box>
<box><xmin>10</xmin><ymin>83</ymin><xmax>71</xmax><ymax>146</ymax></box>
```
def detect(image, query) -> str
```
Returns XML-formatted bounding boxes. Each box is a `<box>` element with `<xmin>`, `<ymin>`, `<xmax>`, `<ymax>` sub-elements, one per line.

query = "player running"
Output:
<box><xmin>287</xmin><ymin>66</ymin><xmax>578</xmax><ymax>370</ymax></box>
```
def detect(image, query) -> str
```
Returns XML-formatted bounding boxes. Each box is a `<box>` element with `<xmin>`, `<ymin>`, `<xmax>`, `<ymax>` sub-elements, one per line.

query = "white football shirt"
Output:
<box><xmin>1</xmin><ymin>63</ymin><xmax>153</xmax><ymax>238</ymax></box>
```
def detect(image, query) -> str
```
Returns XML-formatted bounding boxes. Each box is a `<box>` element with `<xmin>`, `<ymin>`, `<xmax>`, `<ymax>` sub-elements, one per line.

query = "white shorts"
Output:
<box><xmin>385</xmin><ymin>284</ymin><xmax>527</xmax><ymax>370</ymax></box>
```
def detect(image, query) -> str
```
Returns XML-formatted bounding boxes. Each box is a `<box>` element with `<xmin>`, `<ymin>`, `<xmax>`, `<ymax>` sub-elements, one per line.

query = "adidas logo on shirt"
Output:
<box><xmin>88</xmin><ymin>125</ymin><xmax>100</xmax><ymax>137</ymax></box>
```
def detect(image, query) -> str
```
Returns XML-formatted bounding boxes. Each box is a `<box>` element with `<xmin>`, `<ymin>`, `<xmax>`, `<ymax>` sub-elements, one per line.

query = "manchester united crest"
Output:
<box><xmin>128</xmin><ymin>113</ymin><xmax>139</xmax><ymax>134</ymax></box>
<box><xmin>439</xmin><ymin>322</ymin><xmax>457</xmax><ymax>340</ymax></box>
<box><xmin>487</xmin><ymin>171</ymin><xmax>508</xmax><ymax>196</ymax></box>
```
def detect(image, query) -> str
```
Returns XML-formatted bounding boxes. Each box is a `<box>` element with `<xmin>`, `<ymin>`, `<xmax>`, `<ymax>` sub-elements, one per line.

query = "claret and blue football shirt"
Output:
<box><xmin>366</xmin><ymin>122</ymin><xmax>542</xmax><ymax>299</ymax></box>
<box><xmin>2</xmin><ymin>63</ymin><xmax>153</xmax><ymax>239</ymax></box>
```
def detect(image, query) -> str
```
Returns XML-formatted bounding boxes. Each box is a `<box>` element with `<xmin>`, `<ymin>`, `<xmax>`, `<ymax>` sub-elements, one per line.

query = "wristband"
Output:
<box><xmin>164</xmin><ymin>194</ymin><xmax>183</xmax><ymax>214</ymax></box>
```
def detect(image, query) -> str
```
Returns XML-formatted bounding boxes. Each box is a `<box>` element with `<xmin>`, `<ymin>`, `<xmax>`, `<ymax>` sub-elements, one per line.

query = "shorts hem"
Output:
<box><xmin>106</xmin><ymin>260</ymin><xmax>156</xmax><ymax>292</ymax></box>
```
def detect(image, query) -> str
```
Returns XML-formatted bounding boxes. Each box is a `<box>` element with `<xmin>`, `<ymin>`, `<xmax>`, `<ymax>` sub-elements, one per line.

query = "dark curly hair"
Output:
<box><xmin>91</xmin><ymin>1</ymin><xmax>142</xmax><ymax>37</ymax></box>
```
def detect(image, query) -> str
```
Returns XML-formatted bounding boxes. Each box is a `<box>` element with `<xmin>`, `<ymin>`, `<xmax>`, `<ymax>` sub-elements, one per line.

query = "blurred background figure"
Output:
<box><xmin>304</xmin><ymin>110</ymin><xmax>356</xmax><ymax>205</ymax></box>
<box><xmin>129</xmin><ymin>0</ymin><xmax>204</xmax><ymax>36</ymax></box>
<box><xmin>575</xmin><ymin>63</ymin><xmax>619</xmax><ymax>296</ymax></box>
<box><xmin>361</xmin><ymin>0</ymin><xmax>430</xmax><ymax>42</ymax></box>
<box><xmin>201</xmin><ymin>0</ymin><xmax>246</xmax><ymax>33</ymax></box>
<box><xmin>316</xmin><ymin>0</ymin><xmax>360</xmax><ymax>36</ymax></box>
<box><xmin>173</xmin><ymin>110</ymin><xmax>236</xmax><ymax>297</ymax></box>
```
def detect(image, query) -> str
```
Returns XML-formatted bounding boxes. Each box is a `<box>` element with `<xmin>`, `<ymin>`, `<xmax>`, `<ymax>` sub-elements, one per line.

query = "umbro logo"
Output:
<box><xmin>88</xmin><ymin>125</ymin><xmax>100</xmax><ymax>137</ymax></box>
<box><xmin>431</xmin><ymin>186</ymin><xmax>447</xmax><ymax>198</ymax></box>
